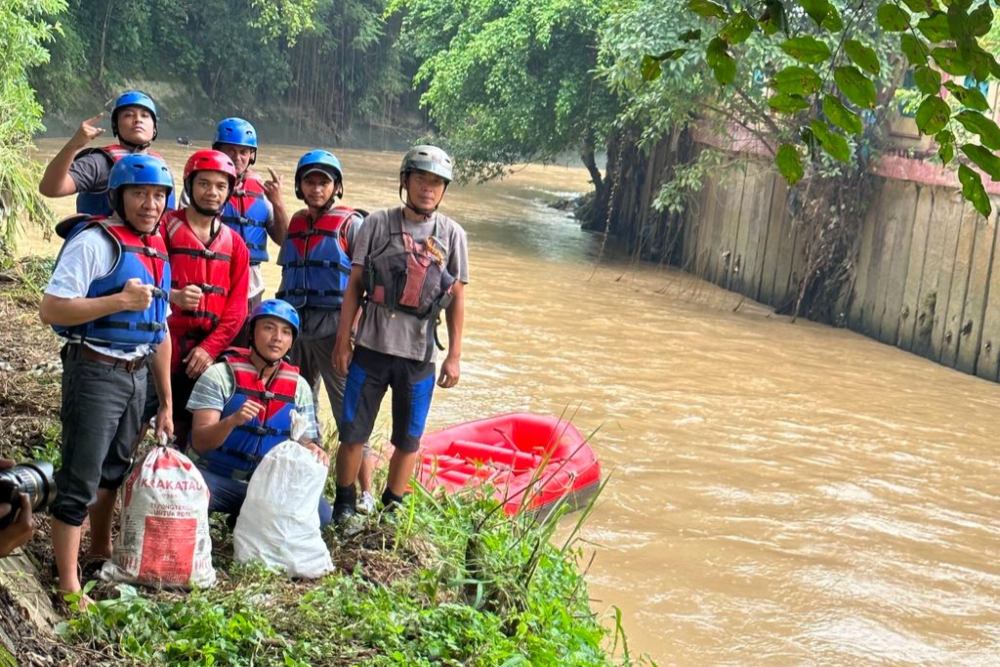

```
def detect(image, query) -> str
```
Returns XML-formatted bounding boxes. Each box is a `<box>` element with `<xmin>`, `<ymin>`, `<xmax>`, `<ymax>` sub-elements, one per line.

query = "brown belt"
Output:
<box><xmin>78</xmin><ymin>345</ymin><xmax>150</xmax><ymax>373</ymax></box>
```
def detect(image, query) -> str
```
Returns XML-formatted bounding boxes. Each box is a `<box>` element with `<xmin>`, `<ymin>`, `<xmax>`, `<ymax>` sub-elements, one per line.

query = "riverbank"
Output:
<box><xmin>0</xmin><ymin>264</ymin><xmax>638</xmax><ymax>666</ymax></box>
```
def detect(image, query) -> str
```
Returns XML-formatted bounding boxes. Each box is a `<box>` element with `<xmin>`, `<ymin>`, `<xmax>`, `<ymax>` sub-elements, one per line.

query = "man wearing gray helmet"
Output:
<box><xmin>332</xmin><ymin>145</ymin><xmax>468</xmax><ymax>524</ymax></box>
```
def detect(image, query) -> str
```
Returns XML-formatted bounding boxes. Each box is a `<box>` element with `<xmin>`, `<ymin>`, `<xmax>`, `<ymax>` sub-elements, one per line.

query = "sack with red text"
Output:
<box><xmin>100</xmin><ymin>446</ymin><xmax>216</xmax><ymax>588</ymax></box>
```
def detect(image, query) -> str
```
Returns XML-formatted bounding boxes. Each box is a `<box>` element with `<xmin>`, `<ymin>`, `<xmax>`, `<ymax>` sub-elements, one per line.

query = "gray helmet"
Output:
<box><xmin>400</xmin><ymin>144</ymin><xmax>453</xmax><ymax>183</ymax></box>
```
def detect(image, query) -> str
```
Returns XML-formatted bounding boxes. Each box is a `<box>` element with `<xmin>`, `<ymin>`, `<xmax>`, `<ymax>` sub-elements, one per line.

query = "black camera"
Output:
<box><xmin>0</xmin><ymin>461</ymin><xmax>56</xmax><ymax>529</ymax></box>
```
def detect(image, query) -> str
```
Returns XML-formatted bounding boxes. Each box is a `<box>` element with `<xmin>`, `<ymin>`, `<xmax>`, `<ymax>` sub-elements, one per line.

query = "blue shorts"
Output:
<box><xmin>339</xmin><ymin>346</ymin><xmax>435</xmax><ymax>453</ymax></box>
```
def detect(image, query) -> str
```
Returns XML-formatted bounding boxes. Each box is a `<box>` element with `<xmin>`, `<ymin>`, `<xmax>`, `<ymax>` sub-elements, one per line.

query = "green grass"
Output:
<box><xmin>57</xmin><ymin>486</ymin><xmax>654</xmax><ymax>666</ymax></box>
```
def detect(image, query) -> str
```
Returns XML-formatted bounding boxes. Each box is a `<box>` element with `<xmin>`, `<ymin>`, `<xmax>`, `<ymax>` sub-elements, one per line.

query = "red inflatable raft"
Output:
<box><xmin>417</xmin><ymin>413</ymin><xmax>601</xmax><ymax>516</ymax></box>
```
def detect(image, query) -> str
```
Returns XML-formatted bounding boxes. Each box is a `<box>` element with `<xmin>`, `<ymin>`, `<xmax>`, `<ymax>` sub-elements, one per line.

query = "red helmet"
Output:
<box><xmin>183</xmin><ymin>149</ymin><xmax>238</xmax><ymax>188</ymax></box>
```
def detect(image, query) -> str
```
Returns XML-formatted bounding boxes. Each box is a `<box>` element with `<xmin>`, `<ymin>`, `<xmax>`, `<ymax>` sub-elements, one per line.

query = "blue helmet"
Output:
<box><xmin>107</xmin><ymin>155</ymin><xmax>173</xmax><ymax>223</ymax></box>
<box><xmin>213</xmin><ymin>118</ymin><xmax>258</xmax><ymax>163</ymax></box>
<box><xmin>294</xmin><ymin>149</ymin><xmax>343</xmax><ymax>200</ymax></box>
<box><xmin>249</xmin><ymin>299</ymin><xmax>300</xmax><ymax>339</ymax></box>
<box><xmin>111</xmin><ymin>90</ymin><xmax>157</xmax><ymax>139</ymax></box>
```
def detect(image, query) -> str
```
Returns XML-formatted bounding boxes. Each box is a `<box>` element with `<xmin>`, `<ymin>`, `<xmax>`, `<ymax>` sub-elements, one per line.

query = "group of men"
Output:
<box><xmin>32</xmin><ymin>90</ymin><xmax>468</xmax><ymax>603</ymax></box>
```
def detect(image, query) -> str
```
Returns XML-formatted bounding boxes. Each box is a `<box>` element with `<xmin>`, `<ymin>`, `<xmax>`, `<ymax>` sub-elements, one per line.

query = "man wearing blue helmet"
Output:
<box><xmin>211</xmin><ymin>118</ymin><xmax>289</xmax><ymax>333</ymax></box>
<box><xmin>186</xmin><ymin>299</ymin><xmax>331</xmax><ymax>525</ymax></box>
<box><xmin>39</xmin><ymin>90</ymin><xmax>175</xmax><ymax>217</ymax></box>
<box><xmin>277</xmin><ymin>149</ymin><xmax>376</xmax><ymax>513</ymax></box>
<box><xmin>40</xmin><ymin>154</ymin><xmax>176</xmax><ymax>605</ymax></box>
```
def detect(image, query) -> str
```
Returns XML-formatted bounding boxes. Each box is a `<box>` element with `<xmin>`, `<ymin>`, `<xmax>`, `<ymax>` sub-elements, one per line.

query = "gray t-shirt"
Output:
<box><xmin>68</xmin><ymin>152</ymin><xmax>113</xmax><ymax>192</ymax></box>
<box><xmin>351</xmin><ymin>207</ymin><xmax>469</xmax><ymax>362</ymax></box>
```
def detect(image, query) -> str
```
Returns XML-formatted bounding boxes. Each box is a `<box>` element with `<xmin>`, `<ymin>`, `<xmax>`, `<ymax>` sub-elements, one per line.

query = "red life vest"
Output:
<box><xmin>162</xmin><ymin>209</ymin><xmax>236</xmax><ymax>366</ymax></box>
<box><xmin>195</xmin><ymin>348</ymin><xmax>301</xmax><ymax>479</ymax></box>
<box><xmin>221</xmin><ymin>175</ymin><xmax>271</xmax><ymax>263</ymax></box>
<box><xmin>276</xmin><ymin>207</ymin><xmax>356</xmax><ymax>310</ymax></box>
<box><xmin>53</xmin><ymin>217</ymin><xmax>170</xmax><ymax>351</ymax></box>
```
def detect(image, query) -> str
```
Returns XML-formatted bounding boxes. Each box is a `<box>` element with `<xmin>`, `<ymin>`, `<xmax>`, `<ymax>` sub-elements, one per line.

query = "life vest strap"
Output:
<box><xmin>101</xmin><ymin>321</ymin><xmax>166</xmax><ymax>332</ymax></box>
<box><xmin>276</xmin><ymin>287</ymin><xmax>345</xmax><ymax>298</ymax></box>
<box><xmin>171</xmin><ymin>280</ymin><xmax>226</xmax><ymax>295</ymax></box>
<box><xmin>179</xmin><ymin>310</ymin><xmax>221</xmax><ymax>325</ymax></box>
<box><xmin>121</xmin><ymin>244</ymin><xmax>169</xmax><ymax>261</ymax></box>
<box><xmin>221</xmin><ymin>214</ymin><xmax>268</xmax><ymax>229</ymax></box>
<box><xmin>236</xmin><ymin>424</ymin><xmax>291</xmax><ymax>438</ymax></box>
<box><xmin>283</xmin><ymin>259</ymin><xmax>351</xmax><ymax>273</ymax></box>
<box><xmin>287</xmin><ymin>228</ymin><xmax>339</xmax><ymax>240</ymax></box>
<box><xmin>235</xmin><ymin>386</ymin><xmax>297</xmax><ymax>404</ymax></box>
<box><xmin>168</xmin><ymin>246</ymin><xmax>232</xmax><ymax>262</ymax></box>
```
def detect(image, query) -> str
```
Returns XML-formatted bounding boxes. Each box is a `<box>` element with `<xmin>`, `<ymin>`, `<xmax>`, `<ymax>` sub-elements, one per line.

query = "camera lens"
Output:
<box><xmin>0</xmin><ymin>461</ymin><xmax>56</xmax><ymax>528</ymax></box>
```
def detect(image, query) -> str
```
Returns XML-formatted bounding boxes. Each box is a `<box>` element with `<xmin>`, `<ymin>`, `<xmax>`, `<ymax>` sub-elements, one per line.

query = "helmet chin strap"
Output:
<box><xmin>191</xmin><ymin>200</ymin><xmax>223</xmax><ymax>217</ymax></box>
<box><xmin>398</xmin><ymin>186</ymin><xmax>437</xmax><ymax>218</ymax></box>
<box><xmin>249</xmin><ymin>337</ymin><xmax>282</xmax><ymax>374</ymax></box>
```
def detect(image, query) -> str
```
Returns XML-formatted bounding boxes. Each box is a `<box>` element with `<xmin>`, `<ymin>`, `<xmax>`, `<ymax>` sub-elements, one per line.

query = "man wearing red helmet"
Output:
<box><xmin>155</xmin><ymin>150</ymin><xmax>250</xmax><ymax>446</ymax></box>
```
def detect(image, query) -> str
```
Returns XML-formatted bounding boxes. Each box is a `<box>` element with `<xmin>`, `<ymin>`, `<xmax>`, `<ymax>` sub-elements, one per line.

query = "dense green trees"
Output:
<box><xmin>388</xmin><ymin>0</ymin><xmax>619</xmax><ymax>191</ymax></box>
<box><xmin>30</xmin><ymin>0</ymin><xmax>414</xmax><ymax>134</ymax></box>
<box><xmin>1</xmin><ymin>0</ymin><xmax>65</xmax><ymax>260</ymax></box>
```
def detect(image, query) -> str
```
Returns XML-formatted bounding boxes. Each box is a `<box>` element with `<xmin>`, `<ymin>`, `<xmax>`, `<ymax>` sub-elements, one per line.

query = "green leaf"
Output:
<box><xmin>844</xmin><ymin>40</ymin><xmax>881</xmax><ymax>76</ymax></box>
<box><xmin>811</xmin><ymin>120</ymin><xmax>852</xmax><ymax>163</ymax></box>
<box><xmin>833</xmin><ymin>66</ymin><xmax>877</xmax><ymax>108</ymax></box>
<box><xmin>877</xmin><ymin>3</ymin><xmax>911</xmax><ymax>31</ymax></box>
<box><xmin>915</xmin><ymin>95</ymin><xmax>951</xmax><ymax>135</ymax></box>
<box><xmin>679</xmin><ymin>29</ymin><xmax>702</xmax><ymax>42</ymax></box>
<box><xmin>688</xmin><ymin>0</ymin><xmax>728</xmax><ymax>19</ymax></box>
<box><xmin>799</xmin><ymin>0</ymin><xmax>832</xmax><ymax>26</ymax></box>
<box><xmin>969</xmin><ymin>2</ymin><xmax>993</xmax><ymax>37</ymax></box>
<box><xmin>901</xmin><ymin>34</ymin><xmax>929</xmax><ymax>65</ymax></box>
<box><xmin>641</xmin><ymin>55</ymin><xmax>662</xmax><ymax>81</ymax></box>
<box><xmin>944</xmin><ymin>81</ymin><xmax>989</xmax><ymax>111</ymax></box>
<box><xmin>775</xmin><ymin>143</ymin><xmax>804</xmax><ymax>184</ymax></box>
<box><xmin>822</xmin><ymin>95</ymin><xmax>863</xmax><ymax>134</ymax></box>
<box><xmin>780</xmin><ymin>36</ymin><xmax>832</xmax><ymax>64</ymax></box>
<box><xmin>769</xmin><ymin>93</ymin><xmax>811</xmax><ymax>113</ymax></box>
<box><xmin>706</xmin><ymin>38</ymin><xmax>737</xmax><ymax>85</ymax></box>
<box><xmin>914</xmin><ymin>66</ymin><xmax>941</xmax><ymax>95</ymax></box>
<box><xmin>821</xmin><ymin>7</ymin><xmax>843</xmax><ymax>32</ymax></box>
<box><xmin>957</xmin><ymin>164</ymin><xmax>992</xmax><ymax>216</ymax></box>
<box><xmin>720</xmin><ymin>11</ymin><xmax>755</xmax><ymax>44</ymax></box>
<box><xmin>902</xmin><ymin>0</ymin><xmax>939</xmax><ymax>12</ymax></box>
<box><xmin>773</xmin><ymin>66</ymin><xmax>823</xmax><ymax>96</ymax></box>
<box><xmin>939</xmin><ymin>141</ymin><xmax>955</xmax><ymax>164</ymax></box>
<box><xmin>955</xmin><ymin>110</ymin><xmax>1000</xmax><ymax>149</ymax></box>
<box><xmin>917</xmin><ymin>11</ymin><xmax>952</xmax><ymax>42</ymax></box>
<box><xmin>961</xmin><ymin>143</ymin><xmax>1000</xmax><ymax>180</ymax></box>
<box><xmin>931</xmin><ymin>47</ymin><xmax>972</xmax><ymax>75</ymax></box>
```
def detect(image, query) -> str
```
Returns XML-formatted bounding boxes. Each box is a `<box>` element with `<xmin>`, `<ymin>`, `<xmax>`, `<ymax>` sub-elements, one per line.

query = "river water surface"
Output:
<box><xmin>26</xmin><ymin>139</ymin><xmax>1000</xmax><ymax>665</ymax></box>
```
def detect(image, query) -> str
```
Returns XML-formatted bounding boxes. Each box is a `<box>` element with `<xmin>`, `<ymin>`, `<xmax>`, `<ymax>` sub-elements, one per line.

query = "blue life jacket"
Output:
<box><xmin>53</xmin><ymin>217</ymin><xmax>171</xmax><ymax>352</ymax></box>
<box><xmin>196</xmin><ymin>349</ymin><xmax>301</xmax><ymax>479</ymax></box>
<box><xmin>220</xmin><ymin>175</ymin><xmax>270</xmax><ymax>264</ymax></box>
<box><xmin>74</xmin><ymin>145</ymin><xmax>176</xmax><ymax>216</ymax></box>
<box><xmin>276</xmin><ymin>207</ymin><xmax>356</xmax><ymax>311</ymax></box>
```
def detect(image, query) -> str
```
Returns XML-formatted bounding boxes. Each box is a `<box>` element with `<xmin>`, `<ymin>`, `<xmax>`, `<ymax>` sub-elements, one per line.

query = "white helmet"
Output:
<box><xmin>400</xmin><ymin>145</ymin><xmax>453</xmax><ymax>183</ymax></box>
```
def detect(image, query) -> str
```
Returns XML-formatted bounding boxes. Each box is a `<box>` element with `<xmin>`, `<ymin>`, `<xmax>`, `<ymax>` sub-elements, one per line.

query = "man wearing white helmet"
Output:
<box><xmin>332</xmin><ymin>145</ymin><xmax>468</xmax><ymax>524</ymax></box>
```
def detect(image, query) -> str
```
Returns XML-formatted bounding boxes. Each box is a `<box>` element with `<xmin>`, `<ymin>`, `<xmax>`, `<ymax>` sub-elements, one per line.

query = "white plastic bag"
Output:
<box><xmin>233</xmin><ymin>410</ymin><xmax>333</xmax><ymax>578</ymax></box>
<box><xmin>101</xmin><ymin>446</ymin><xmax>216</xmax><ymax>588</ymax></box>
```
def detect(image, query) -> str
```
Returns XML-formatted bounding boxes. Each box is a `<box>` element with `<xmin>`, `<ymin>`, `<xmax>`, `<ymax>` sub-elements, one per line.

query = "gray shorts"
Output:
<box><xmin>290</xmin><ymin>309</ymin><xmax>370</xmax><ymax>452</ymax></box>
<box><xmin>51</xmin><ymin>345</ymin><xmax>148</xmax><ymax>527</ymax></box>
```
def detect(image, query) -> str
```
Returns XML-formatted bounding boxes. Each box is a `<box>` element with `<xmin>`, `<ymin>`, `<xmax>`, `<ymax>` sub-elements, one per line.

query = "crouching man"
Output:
<box><xmin>186</xmin><ymin>299</ymin><xmax>332</xmax><ymax>525</ymax></box>
<box><xmin>40</xmin><ymin>154</ymin><xmax>175</xmax><ymax>603</ymax></box>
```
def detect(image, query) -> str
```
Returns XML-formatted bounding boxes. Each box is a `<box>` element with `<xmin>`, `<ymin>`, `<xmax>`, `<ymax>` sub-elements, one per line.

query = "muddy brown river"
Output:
<box><xmin>23</xmin><ymin>139</ymin><xmax>1000</xmax><ymax>665</ymax></box>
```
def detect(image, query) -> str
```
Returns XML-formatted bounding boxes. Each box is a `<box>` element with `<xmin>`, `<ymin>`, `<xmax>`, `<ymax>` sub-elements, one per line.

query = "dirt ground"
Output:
<box><xmin>0</xmin><ymin>260</ymin><xmax>421</xmax><ymax>665</ymax></box>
